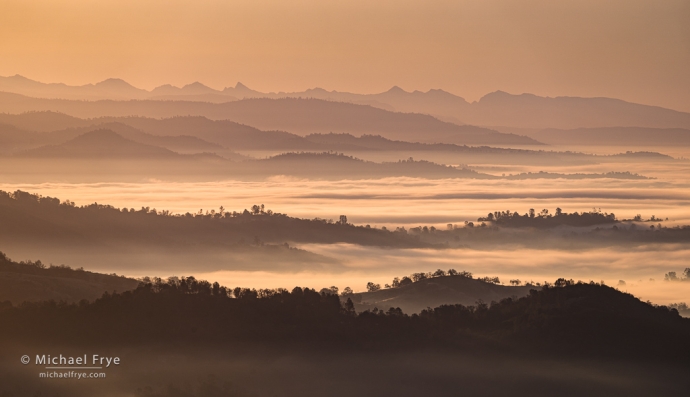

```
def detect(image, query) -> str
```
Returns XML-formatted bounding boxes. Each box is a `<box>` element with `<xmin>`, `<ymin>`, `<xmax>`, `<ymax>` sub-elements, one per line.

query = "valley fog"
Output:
<box><xmin>2</xmin><ymin>176</ymin><xmax>688</xmax><ymax>306</ymax></box>
<box><xmin>2</xmin><ymin>176</ymin><xmax>689</xmax><ymax>227</ymax></box>
<box><xmin>3</xmin><ymin>138</ymin><xmax>688</xmax><ymax>308</ymax></box>
<box><xmin>3</xmin><ymin>2</ymin><xmax>690</xmax><ymax>395</ymax></box>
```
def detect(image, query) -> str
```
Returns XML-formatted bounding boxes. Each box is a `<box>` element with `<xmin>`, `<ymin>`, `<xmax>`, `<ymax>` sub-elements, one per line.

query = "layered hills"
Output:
<box><xmin>0</xmin><ymin>128</ymin><xmax>654</xmax><ymax>182</ymax></box>
<box><xmin>0</xmin><ymin>113</ymin><xmax>678</xmax><ymax>164</ymax></box>
<box><xmin>3</xmin><ymin>75</ymin><xmax>690</xmax><ymax>130</ymax></box>
<box><xmin>0</xmin><ymin>92</ymin><xmax>539</xmax><ymax>145</ymax></box>
<box><xmin>17</xmin><ymin>129</ymin><xmax>183</xmax><ymax>158</ymax></box>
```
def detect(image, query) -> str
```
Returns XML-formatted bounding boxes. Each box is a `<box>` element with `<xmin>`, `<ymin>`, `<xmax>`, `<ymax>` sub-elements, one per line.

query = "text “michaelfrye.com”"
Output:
<box><xmin>21</xmin><ymin>354</ymin><xmax>120</xmax><ymax>380</ymax></box>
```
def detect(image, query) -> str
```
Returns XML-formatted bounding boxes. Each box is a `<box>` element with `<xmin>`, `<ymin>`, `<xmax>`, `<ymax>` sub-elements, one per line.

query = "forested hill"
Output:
<box><xmin>0</xmin><ymin>251</ymin><xmax>138</xmax><ymax>304</ymax></box>
<box><xmin>1</xmin><ymin>276</ymin><xmax>687</xmax><ymax>361</ymax></box>
<box><xmin>349</xmin><ymin>273</ymin><xmax>533</xmax><ymax>313</ymax></box>
<box><xmin>0</xmin><ymin>190</ymin><xmax>425</xmax><ymax>248</ymax></box>
<box><xmin>478</xmin><ymin>208</ymin><xmax>618</xmax><ymax>228</ymax></box>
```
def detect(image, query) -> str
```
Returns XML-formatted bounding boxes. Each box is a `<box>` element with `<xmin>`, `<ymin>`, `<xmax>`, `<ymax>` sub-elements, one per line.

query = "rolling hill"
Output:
<box><xmin>0</xmin><ymin>251</ymin><xmax>139</xmax><ymax>304</ymax></box>
<box><xmin>97</xmin><ymin>116</ymin><xmax>326</xmax><ymax>150</ymax></box>
<box><xmin>16</xmin><ymin>129</ymin><xmax>184</xmax><ymax>158</ymax></box>
<box><xmin>348</xmin><ymin>275</ymin><xmax>533</xmax><ymax>313</ymax></box>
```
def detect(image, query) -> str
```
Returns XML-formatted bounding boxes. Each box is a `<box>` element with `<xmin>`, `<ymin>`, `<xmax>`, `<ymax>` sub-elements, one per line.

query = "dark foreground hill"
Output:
<box><xmin>349</xmin><ymin>274</ymin><xmax>533</xmax><ymax>313</ymax></box>
<box><xmin>0</xmin><ymin>252</ymin><xmax>138</xmax><ymax>304</ymax></box>
<box><xmin>1</xmin><ymin>275</ymin><xmax>689</xmax><ymax>396</ymax></box>
<box><xmin>1</xmin><ymin>276</ymin><xmax>687</xmax><ymax>358</ymax></box>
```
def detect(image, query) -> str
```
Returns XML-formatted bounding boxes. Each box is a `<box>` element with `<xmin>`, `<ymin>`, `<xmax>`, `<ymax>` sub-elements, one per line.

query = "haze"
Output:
<box><xmin>3</xmin><ymin>2</ymin><xmax>690</xmax><ymax>395</ymax></box>
<box><xmin>1</xmin><ymin>0</ymin><xmax>689</xmax><ymax>111</ymax></box>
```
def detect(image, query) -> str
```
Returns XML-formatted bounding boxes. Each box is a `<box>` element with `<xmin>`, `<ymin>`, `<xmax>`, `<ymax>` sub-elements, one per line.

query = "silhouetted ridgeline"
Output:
<box><xmin>1</xmin><ymin>113</ymin><xmax>676</xmax><ymax>163</ymax></box>
<box><xmin>296</xmin><ymin>132</ymin><xmax>656</xmax><ymax>159</ymax></box>
<box><xmin>505</xmin><ymin>171</ymin><xmax>649</xmax><ymax>180</ymax></box>
<box><xmin>404</xmin><ymin>221</ymin><xmax>690</xmax><ymax>248</ymax></box>
<box><xmin>260</xmin><ymin>152</ymin><xmax>486</xmax><ymax>179</ymax></box>
<box><xmin>4</xmin><ymin>76</ymin><xmax>690</xmax><ymax>130</ymax></box>
<box><xmin>0</xmin><ymin>93</ymin><xmax>542</xmax><ymax>145</ymax></box>
<box><xmin>0</xmin><ymin>276</ymin><xmax>687</xmax><ymax>361</ymax></box>
<box><xmin>0</xmin><ymin>251</ymin><xmax>138</xmax><ymax>304</ymax></box>
<box><xmin>0</xmin><ymin>129</ymin><xmax>498</xmax><ymax>181</ymax></box>
<box><xmin>0</xmin><ymin>190</ymin><xmax>425</xmax><ymax>248</ymax></box>
<box><xmin>478</xmin><ymin>208</ymin><xmax>617</xmax><ymax>228</ymax></box>
<box><xmin>3</xmin><ymin>192</ymin><xmax>689</xmax><ymax>256</ymax></box>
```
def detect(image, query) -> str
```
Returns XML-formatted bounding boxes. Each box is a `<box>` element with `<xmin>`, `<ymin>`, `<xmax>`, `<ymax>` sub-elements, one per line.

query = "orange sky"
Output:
<box><xmin>1</xmin><ymin>0</ymin><xmax>689</xmax><ymax>111</ymax></box>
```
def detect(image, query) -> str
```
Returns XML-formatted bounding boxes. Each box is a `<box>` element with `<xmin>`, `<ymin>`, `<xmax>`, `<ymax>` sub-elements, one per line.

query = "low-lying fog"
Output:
<box><xmin>181</xmin><ymin>244</ymin><xmax>690</xmax><ymax>306</ymax></box>
<box><xmin>1</xmin><ymin>176</ymin><xmax>688</xmax><ymax>306</ymax></box>
<box><xmin>2</xmin><ymin>177</ymin><xmax>689</xmax><ymax>226</ymax></box>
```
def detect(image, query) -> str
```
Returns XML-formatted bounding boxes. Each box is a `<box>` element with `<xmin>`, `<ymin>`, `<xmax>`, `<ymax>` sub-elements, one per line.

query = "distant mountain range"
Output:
<box><xmin>3</xmin><ymin>75</ymin><xmax>690</xmax><ymax>130</ymax></box>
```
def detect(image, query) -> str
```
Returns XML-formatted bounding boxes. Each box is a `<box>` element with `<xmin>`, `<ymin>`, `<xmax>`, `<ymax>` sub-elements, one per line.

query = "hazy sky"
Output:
<box><xmin>1</xmin><ymin>0</ymin><xmax>689</xmax><ymax>111</ymax></box>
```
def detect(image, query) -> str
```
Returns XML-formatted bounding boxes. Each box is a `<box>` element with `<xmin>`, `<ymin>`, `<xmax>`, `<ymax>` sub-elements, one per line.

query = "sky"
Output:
<box><xmin>1</xmin><ymin>0</ymin><xmax>689</xmax><ymax>111</ymax></box>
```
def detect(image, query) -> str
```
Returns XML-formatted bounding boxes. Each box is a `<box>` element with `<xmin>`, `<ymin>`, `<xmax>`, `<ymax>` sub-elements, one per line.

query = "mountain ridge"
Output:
<box><xmin>0</xmin><ymin>92</ymin><xmax>541</xmax><ymax>145</ymax></box>
<box><xmin>3</xmin><ymin>75</ymin><xmax>690</xmax><ymax>129</ymax></box>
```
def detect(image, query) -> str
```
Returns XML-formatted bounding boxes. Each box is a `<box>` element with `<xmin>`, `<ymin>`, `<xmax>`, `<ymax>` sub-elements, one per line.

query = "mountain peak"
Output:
<box><xmin>70</xmin><ymin>129</ymin><xmax>129</xmax><ymax>143</ymax></box>
<box><xmin>478</xmin><ymin>91</ymin><xmax>544</xmax><ymax>104</ymax></box>
<box><xmin>8</xmin><ymin>74</ymin><xmax>31</xmax><ymax>81</ymax></box>
<box><xmin>180</xmin><ymin>81</ymin><xmax>217</xmax><ymax>94</ymax></box>
<box><xmin>235</xmin><ymin>82</ymin><xmax>251</xmax><ymax>91</ymax></box>
<box><xmin>386</xmin><ymin>86</ymin><xmax>407</xmax><ymax>94</ymax></box>
<box><xmin>95</xmin><ymin>78</ymin><xmax>135</xmax><ymax>88</ymax></box>
<box><xmin>19</xmin><ymin>129</ymin><xmax>178</xmax><ymax>158</ymax></box>
<box><xmin>183</xmin><ymin>81</ymin><xmax>210</xmax><ymax>89</ymax></box>
<box><xmin>305</xmin><ymin>87</ymin><xmax>328</xmax><ymax>94</ymax></box>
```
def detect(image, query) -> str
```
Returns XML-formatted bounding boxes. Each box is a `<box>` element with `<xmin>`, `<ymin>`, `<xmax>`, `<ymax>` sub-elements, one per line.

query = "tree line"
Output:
<box><xmin>477</xmin><ymin>208</ymin><xmax>617</xmax><ymax>228</ymax></box>
<box><xmin>0</xmin><ymin>275</ymin><xmax>687</xmax><ymax>360</ymax></box>
<box><xmin>0</xmin><ymin>190</ymin><xmax>426</xmax><ymax>248</ymax></box>
<box><xmin>664</xmin><ymin>269</ymin><xmax>690</xmax><ymax>282</ymax></box>
<box><xmin>355</xmin><ymin>269</ymin><xmax>504</xmax><ymax>293</ymax></box>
